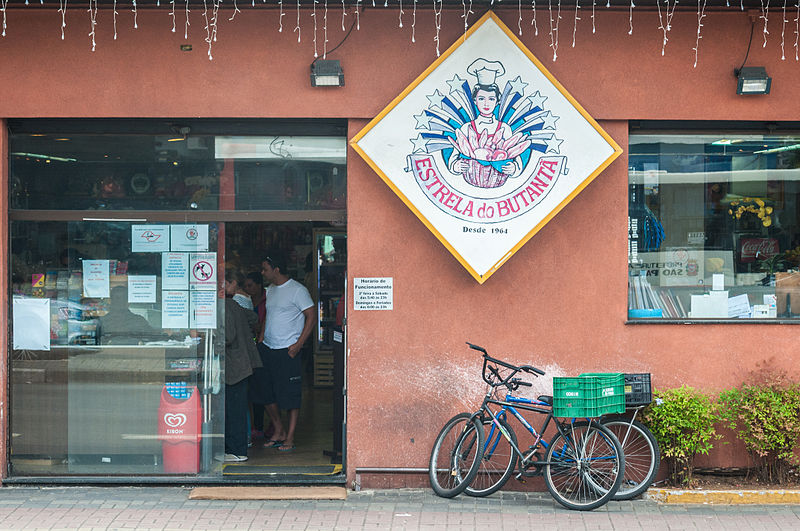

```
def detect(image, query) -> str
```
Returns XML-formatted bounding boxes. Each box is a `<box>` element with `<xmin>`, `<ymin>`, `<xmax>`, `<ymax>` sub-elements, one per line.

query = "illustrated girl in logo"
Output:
<box><xmin>448</xmin><ymin>59</ymin><xmax>528</xmax><ymax>186</ymax></box>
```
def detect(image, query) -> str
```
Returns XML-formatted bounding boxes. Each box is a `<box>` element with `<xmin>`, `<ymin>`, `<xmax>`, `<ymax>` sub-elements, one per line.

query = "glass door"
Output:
<box><xmin>10</xmin><ymin>219</ymin><xmax>226</xmax><ymax>476</ymax></box>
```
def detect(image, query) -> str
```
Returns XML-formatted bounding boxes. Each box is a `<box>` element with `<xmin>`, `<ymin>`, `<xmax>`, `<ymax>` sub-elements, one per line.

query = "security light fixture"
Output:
<box><xmin>735</xmin><ymin>66</ymin><xmax>771</xmax><ymax>95</ymax></box>
<box><xmin>311</xmin><ymin>59</ymin><xmax>345</xmax><ymax>87</ymax></box>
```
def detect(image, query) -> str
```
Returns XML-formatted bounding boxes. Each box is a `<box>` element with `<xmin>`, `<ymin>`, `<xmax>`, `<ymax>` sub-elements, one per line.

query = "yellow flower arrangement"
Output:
<box><xmin>727</xmin><ymin>197</ymin><xmax>774</xmax><ymax>227</ymax></box>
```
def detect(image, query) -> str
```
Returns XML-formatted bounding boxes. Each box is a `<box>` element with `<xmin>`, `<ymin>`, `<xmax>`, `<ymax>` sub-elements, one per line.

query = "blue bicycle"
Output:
<box><xmin>429</xmin><ymin>343</ymin><xmax>625</xmax><ymax>511</ymax></box>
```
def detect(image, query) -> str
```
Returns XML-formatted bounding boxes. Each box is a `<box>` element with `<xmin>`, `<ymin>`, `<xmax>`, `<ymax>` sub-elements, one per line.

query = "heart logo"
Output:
<box><xmin>164</xmin><ymin>413</ymin><xmax>187</xmax><ymax>428</ymax></box>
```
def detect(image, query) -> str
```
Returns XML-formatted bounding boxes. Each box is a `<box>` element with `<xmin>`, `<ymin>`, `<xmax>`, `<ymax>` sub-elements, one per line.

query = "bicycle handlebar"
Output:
<box><xmin>467</xmin><ymin>342</ymin><xmax>545</xmax><ymax>390</ymax></box>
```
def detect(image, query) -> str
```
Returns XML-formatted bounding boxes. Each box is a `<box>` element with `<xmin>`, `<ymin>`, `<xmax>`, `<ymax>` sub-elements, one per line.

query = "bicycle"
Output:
<box><xmin>429</xmin><ymin>342</ymin><xmax>625</xmax><ymax>511</ymax></box>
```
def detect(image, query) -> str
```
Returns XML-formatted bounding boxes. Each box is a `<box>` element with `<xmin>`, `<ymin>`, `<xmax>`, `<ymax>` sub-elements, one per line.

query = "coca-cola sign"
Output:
<box><xmin>739</xmin><ymin>238</ymin><xmax>779</xmax><ymax>263</ymax></box>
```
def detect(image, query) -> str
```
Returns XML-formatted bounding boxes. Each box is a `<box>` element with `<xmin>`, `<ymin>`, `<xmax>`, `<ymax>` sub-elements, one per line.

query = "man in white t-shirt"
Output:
<box><xmin>258</xmin><ymin>252</ymin><xmax>315</xmax><ymax>452</ymax></box>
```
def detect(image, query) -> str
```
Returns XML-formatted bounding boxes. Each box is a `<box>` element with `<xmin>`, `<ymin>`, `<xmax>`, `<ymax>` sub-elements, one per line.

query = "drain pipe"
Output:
<box><xmin>353</xmin><ymin>467</ymin><xmax>429</xmax><ymax>491</ymax></box>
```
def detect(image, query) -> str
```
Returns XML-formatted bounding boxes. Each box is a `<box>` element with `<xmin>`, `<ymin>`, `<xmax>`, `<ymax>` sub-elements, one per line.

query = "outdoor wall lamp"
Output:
<box><xmin>735</xmin><ymin>66</ymin><xmax>771</xmax><ymax>95</ymax></box>
<box><xmin>310</xmin><ymin>59</ymin><xmax>345</xmax><ymax>87</ymax></box>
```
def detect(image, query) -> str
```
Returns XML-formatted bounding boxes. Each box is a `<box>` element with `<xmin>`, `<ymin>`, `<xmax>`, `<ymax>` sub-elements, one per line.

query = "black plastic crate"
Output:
<box><xmin>624</xmin><ymin>373</ymin><xmax>652</xmax><ymax>406</ymax></box>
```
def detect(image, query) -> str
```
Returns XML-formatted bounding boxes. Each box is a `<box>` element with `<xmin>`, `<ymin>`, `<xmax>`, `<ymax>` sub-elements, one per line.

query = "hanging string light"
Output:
<box><xmin>169</xmin><ymin>0</ymin><xmax>176</xmax><ymax>34</ymax></box>
<box><xmin>132</xmin><ymin>0</ymin><xmax>138</xmax><ymax>29</ymax></box>
<box><xmin>411</xmin><ymin>0</ymin><xmax>417</xmax><ymax>41</ymax></box>
<box><xmin>781</xmin><ymin>0</ymin><xmax>787</xmax><ymax>58</ymax></box>
<box><xmin>229</xmin><ymin>0</ymin><xmax>241</xmax><ymax>21</ymax></box>
<box><xmin>399</xmin><ymin>0</ymin><xmax>404</xmax><ymax>27</ymax></box>
<box><xmin>88</xmin><ymin>0</ymin><xmax>98</xmax><ymax>50</ymax></box>
<box><xmin>355</xmin><ymin>0</ymin><xmax>361</xmax><ymax>30</ymax></box>
<box><xmin>518</xmin><ymin>0</ymin><xmax>523</xmax><ymax>34</ymax></box>
<box><xmin>185</xmin><ymin>0</ymin><xmax>190</xmax><ymax>39</ymax></box>
<box><xmin>591</xmin><ymin>0</ymin><xmax>596</xmax><ymax>33</ymax></box>
<box><xmin>656</xmin><ymin>0</ymin><xmax>678</xmax><ymax>56</ymax></box>
<box><xmin>460</xmin><ymin>0</ymin><xmax>473</xmax><ymax>35</ymax></box>
<box><xmin>433</xmin><ymin>0</ymin><xmax>442</xmax><ymax>56</ymax></box>
<box><xmin>312</xmin><ymin>0</ymin><xmax>318</xmax><ymax>57</ymax></box>
<box><xmin>693</xmin><ymin>0</ymin><xmax>707</xmax><ymax>67</ymax></box>
<box><xmin>795</xmin><ymin>0</ymin><xmax>799</xmax><ymax>60</ymax></box>
<box><xmin>759</xmin><ymin>0</ymin><xmax>770</xmax><ymax>47</ymax></box>
<box><xmin>278</xmin><ymin>0</ymin><xmax>284</xmax><ymax>30</ymax></box>
<box><xmin>58</xmin><ymin>0</ymin><xmax>68</xmax><ymax>40</ymax></box>
<box><xmin>1</xmin><ymin>0</ymin><xmax>8</xmax><ymax>37</ymax></box>
<box><xmin>323</xmin><ymin>0</ymin><xmax>329</xmax><ymax>57</ymax></box>
<box><xmin>295</xmin><ymin>0</ymin><xmax>301</xmax><ymax>42</ymax></box>
<box><xmin>547</xmin><ymin>0</ymin><xmax>562</xmax><ymax>60</ymax></box>
<box><xmin>342</xmin><ymin>0</ymin><xmax>346</xmax><ymax>30</ymax></box>
<box><xmin>628</xmin><ymin>0</ymin><xmax>634</xmax><ymax>34</ymax></box>
<box><xmin>571</xmin><ymin>0</ymin><xmax>579</xmax><ymax>46</ymax></box>
<box><xmin>531</xmin><ymin>0</ymin><xmax>538</xmax><ymax>36</ymax></box>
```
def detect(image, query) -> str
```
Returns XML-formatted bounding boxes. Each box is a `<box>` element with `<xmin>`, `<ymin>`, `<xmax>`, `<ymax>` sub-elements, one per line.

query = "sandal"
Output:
<box><xmin>263</xmin><ymin>439</ymin><xmax>285</xmax><ymax>448</ymax></box>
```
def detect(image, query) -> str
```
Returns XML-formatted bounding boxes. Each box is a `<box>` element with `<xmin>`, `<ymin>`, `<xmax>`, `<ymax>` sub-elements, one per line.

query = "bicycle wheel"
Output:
<box><xmin>601</xmin><ymin>417</ymin><xmax>660</xmax><ymax>500</ymax></box>
<box><xmin>428</xmin><ymin>412</ymin><xmax>484</xmax><ymax>498</ymax></box>
<box><xmin>465</xmin><ymin>417</ymin><xmax>517</xmax><ymax>497</ymax></box>
<box><xmin>543</xmin><ymin>420</ymin><xmax>624</xmax><ymax>511</ymax></box>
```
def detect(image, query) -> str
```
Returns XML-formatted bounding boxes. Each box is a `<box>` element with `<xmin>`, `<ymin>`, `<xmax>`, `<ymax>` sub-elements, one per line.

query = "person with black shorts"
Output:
<box><xmin>259</xmin><ymin>252</ymin><xmax>315</xmax><ymax>452</ymax></box>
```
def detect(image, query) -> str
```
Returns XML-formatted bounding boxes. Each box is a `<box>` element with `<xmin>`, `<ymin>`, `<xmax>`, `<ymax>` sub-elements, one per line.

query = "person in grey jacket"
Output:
<box><xmin>223</xmin><ymin>271</ymin><xmax>262</xmax><ymax>462</ymax></box>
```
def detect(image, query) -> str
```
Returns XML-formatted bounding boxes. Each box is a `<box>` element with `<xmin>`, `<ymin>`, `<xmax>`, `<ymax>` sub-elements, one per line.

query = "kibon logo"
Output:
<box><xmin>164</xmin><ymin>413</ymin><xmax>187</xmax><ymax>428</ymax></box>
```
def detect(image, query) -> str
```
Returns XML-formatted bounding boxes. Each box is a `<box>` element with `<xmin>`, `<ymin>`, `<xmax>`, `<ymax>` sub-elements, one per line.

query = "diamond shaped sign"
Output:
<box><xmin>351</xmin><ymin>11</ymin><xmax>622</xmax><ymax>283</ymax></box>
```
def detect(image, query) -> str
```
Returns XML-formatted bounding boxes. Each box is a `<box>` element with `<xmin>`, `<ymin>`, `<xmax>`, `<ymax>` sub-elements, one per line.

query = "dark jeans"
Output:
<box><xmin>225</xmin><ymin>378</ymin><xmax>248</xmax><ymax>456</ymax></box>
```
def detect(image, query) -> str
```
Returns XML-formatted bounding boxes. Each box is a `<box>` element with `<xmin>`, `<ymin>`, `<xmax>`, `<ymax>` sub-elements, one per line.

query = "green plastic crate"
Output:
<box><xmin>552</xmin><ymin>373</ymin><xmax>625</xmax><ymax>417</ymax></box>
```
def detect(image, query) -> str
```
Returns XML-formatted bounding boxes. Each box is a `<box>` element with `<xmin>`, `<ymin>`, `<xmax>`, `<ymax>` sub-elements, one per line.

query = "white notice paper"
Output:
<box><xmin>162</xmin><ymin>291</ymin><xmax>189</xmax><ymax>328</ymax></box>
<box><xmin>728</xmin><ymin>293</ymin><xmax>751</xmax><ymax>318</ymax></box>
<box><xmin>131</xmin><ymin>225</ymin><xmax>170</xmax><ymax>253</ymax></box>
<box><xmin>12</xmin><ymin>297</ymin><xmax>51</xmax><ymax>351</ymax></box>
<box><xmin>189</xmin><ymin>253</ymin><xmax>217</xmax><ymax>291</ymax></box>
<box><xmin>354</xmin><ymin>278</ymin><xmax>393</xmax><ymax>310</ymax></box>
<box><xmin>162</xmin><ymin>253</ymin><xmax>189</xmax><ymax>290</ymax></box>
<box><xmin>190</xmin><ymin>291</ymin><xmax>218</xmax><ymax>329</ymax></box>
<box><xmin>128</xmin><ymin>275</ymin><xmax>157</xmax><ymax>303</ymax></box>
<box><xmin>171</xmin><ymin>224</ymin><xmax>209</xmax><ymax>252</ymax></box>
<box><xmin>82</xmin><ymin>260</ymin><xmax>110</xmax><ymax>298</ymax></box>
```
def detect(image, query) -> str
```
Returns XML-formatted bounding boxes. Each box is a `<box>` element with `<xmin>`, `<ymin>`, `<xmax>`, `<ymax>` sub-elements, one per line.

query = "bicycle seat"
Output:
<box><xmin>537</xmin><ymin>395</ymin><xmax>553</xmax><ymax>405</ymax></box>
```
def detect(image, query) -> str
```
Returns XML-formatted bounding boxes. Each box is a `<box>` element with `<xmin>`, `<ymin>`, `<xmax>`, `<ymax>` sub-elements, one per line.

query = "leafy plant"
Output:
<box><xmin>757</xmin><ymin>252</ymin><xmax>787</xmax><ymax>275</ymax></box>
<box><xmin>718</xmin><ymin>360</ymin><xmax>800</xmax><ymax>484</ymax></box>
<box><xmin>642</xmin><ymin>386</ymin><xmax>719</xmax><ymax>486</ymax></box>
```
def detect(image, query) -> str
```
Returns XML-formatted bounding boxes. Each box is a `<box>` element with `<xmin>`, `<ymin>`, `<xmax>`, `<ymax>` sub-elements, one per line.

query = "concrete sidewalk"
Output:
<box><xmin>0</xmin><ymin>486</ymin><xmax>797</xmax><ymax>530</ymax></box>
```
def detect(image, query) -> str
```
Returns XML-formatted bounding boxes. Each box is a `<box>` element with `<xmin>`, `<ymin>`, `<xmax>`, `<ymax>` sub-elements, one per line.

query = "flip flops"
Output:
<box><xmin>276</xmin><ymin>444</ymin><xmax>296</xmax><ymax>452</ymax></box>
<box><xmin>263</xmin><ymin>439</ymin><xmax>284</xmax><ymax>448</ymax></box>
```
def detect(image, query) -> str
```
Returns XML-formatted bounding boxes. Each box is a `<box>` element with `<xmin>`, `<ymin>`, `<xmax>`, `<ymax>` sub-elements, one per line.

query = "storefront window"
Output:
<box><xmin>628</xmin><ymin>128</ymin><xmax>800</xmax><ymax>320</ymax></box>
<box><xmin>10</xmin><ymin>220</ymin><xmax>224</xmax><ymax>475</ymax></box>
<box><xmin>10</xmin><ymin>128</ymin><xmax>346</xmax><ymax>211</ymax></box>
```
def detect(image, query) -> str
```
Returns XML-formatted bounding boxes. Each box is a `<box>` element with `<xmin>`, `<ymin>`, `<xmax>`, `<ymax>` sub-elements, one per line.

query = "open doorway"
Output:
<box><xmin>222</xmin><ymin>221</ymin><xmax>345</xmax><ymax>478</ymax></box>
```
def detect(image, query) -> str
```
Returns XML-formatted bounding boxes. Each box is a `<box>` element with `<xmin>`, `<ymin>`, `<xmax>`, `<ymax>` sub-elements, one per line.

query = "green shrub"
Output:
<box><xmin>642</xmin><ymin>386</ymin><xmax>718</xmax><ymax>486</ymax></box>
<box><xmin>718</xmin><ymin>362</ymin><xmax>800</xmax><ymax>484</ymax></box>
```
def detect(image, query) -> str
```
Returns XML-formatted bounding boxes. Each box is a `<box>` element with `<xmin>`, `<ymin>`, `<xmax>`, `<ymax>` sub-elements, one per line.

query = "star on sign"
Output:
<box><xmin>545</xmin><ymin>135</ymin><xmax>563</xmax><ymax>154</ymax></box>
<box><xmin>528</xmin><ymin>91</ymin><xmax>547</xmax><ymax>111</ymax></box>
<box><xmin>426</xmin><ymin>90</ymin><xmax>446</xmax><ymax>109</ymax></box>
<box><xmin>508</xmin><ymin>76</ymin><xmax>528</xmax><ymax>96</ymax></box>
<box><xmin>541</xmin><ymin>111</ymin><xmax>559</xmax><ymax>130</ymax></box>
<box><xmin>414</xmin><ymin>112</ymin><xmax>433</xmax><ymax>130</ymax></box>
<box><xmin>446</xmin><ymin>75</ymin><xmax>466</xmax><ymax>95</ymax></box>
<box><xmin>411</xmin><ymin>134</ymin><xmax>430</xmax><ymax>154</ymax></box>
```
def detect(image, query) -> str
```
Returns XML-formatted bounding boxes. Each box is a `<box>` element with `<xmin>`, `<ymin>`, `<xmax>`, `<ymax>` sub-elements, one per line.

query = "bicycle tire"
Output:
<box><xmin>465</xmin><ymin>416</ymin><xmax>517</xmax><ymax>497</ymax></box>
<box><xmin>601</xmin><ymin>416</ymin><xmax>660</xmax><ymax>500</ymax></box>
<box><xmin>428</xmin><ymin>412</ymin><xmax>484</xmax><ymax>498</ymax></box>
<box><xmin>543</xmin><ymin>420</ymin><xmax>624</xmax><ymax>511</ymax></box>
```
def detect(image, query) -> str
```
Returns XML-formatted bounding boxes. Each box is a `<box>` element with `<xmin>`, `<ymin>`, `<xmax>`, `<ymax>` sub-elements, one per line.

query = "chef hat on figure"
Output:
<box><xmin>467</xmin><ymin>59</ymin><xmax>505</xmax><ymax>86</ymax></box>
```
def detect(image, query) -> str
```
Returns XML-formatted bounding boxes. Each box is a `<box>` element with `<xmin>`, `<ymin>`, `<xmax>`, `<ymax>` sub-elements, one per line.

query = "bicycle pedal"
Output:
<box><xmin>515</xmin><ymin>475</ymin><xmax>526</xmax><ymax>483</ymax></box>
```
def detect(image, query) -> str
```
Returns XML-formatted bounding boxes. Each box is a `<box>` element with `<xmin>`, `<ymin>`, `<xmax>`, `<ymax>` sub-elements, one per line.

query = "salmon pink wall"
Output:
<box><xmin>0</xmin><ymin>9</ymin><xmax>796</xmax><ymax>119</ymax></box>
<box><xmin>1</xmin><ymin>6</ymin><xmax>798</xmax><ymax>484</ymax></box>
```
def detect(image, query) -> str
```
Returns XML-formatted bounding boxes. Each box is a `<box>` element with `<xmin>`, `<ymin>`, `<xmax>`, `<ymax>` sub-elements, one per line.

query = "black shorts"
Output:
<box><xmin>266</xmin><ymin>346</ymin><xmax>302</xmax><ymax>411</ymax></box>
<box><xmin>248</xmin><ymin>343</ymin><xmax>274</xmax><ymax>405</ymax></box>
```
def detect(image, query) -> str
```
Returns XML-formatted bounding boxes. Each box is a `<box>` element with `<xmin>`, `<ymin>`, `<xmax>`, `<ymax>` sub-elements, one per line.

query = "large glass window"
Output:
<box><xmin>9</xmin><ymin>121</ymin><xmax>346</xmax><ymax>211</ymax></box>
<box><xmin>628</xmin><ymin>127</ymin><xmax>800</xmax><ymax>320</ymax></box>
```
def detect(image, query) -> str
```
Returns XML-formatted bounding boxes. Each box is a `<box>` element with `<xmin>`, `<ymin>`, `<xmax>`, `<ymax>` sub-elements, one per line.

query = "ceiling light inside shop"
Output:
<box><xmin>11</xmin><ymin>152</ymin><xmax>76</xmax><ymax>162</ymax></box>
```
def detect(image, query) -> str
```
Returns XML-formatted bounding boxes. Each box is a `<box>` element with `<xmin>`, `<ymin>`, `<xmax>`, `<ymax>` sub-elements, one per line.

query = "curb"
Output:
<box><xmin>646</xmin><ymin>488</ymin><xmax>800</xmax><ymax>504</ymax></box>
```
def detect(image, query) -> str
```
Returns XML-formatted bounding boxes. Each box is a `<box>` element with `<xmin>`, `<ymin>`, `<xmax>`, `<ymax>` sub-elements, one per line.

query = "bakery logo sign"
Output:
<box><xmin>351</xmin><ymin>12</ymin><xmax>621</xmax><ymax>283</ymax></box>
